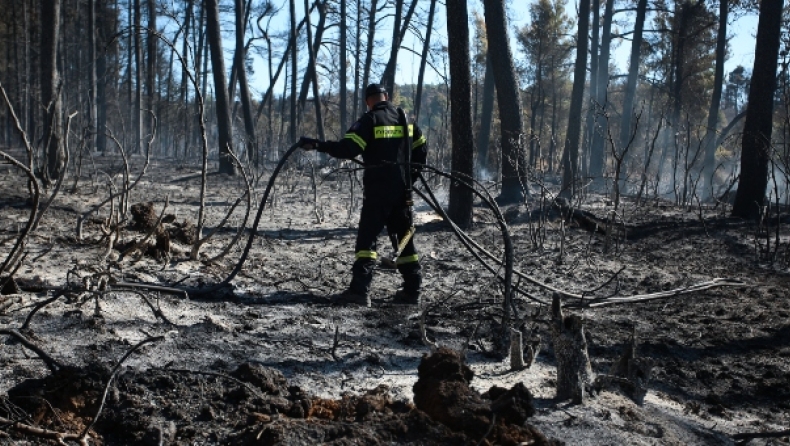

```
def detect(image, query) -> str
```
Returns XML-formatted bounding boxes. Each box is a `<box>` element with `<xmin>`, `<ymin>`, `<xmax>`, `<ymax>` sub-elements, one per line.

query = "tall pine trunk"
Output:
<box><xmin>561</xmin><ymin>0</ymin><xmax>590</xmax><ymax>198</ymax></box>
<box><xmin>88</xmin><ymin>0</ymin><xmax>97</xmax><ymax>153</ymax></box>
<box><xmin>414</xmin><ymin>0</ymin><xmax>437</xmax><ymax>122</ymax></box>
<box><xmin>133</xmin><ymin>0</ymin><xmax>143</xmax><ymax>154</ymax></box>
<box><xmin>701</xmin><ymin>0</ymin><xmax>728</xmax><ymax>199</ymax></box>
<box><xmin>339</xmin><ymin>0</ymin><xmax>348</xmax><ymax>130</ymax></box>
<box><xmin>205</xmin><ymin>0</ymin><xmax>237</xmax><ymax>174</ymax></box>
<box><xmin>361</xmin><ymin>0</ymin><xmax>378</xmax><ymax>111</ymax></box>
<box><xmin>42</xmin><ymin>0</ymin><xmax>63</xmax><ymax>182</ymax></box>
<box><xmin>583</xmin><ymin>0</ymin><xmax>600</xmax><ymax>177</ymax></box>
<box><xmin>380</xmin><ymin>0</ymin><xmax>419</xmax><ymax>91</ymax></box>
<box><xmin>235</xmin><ymin>0</ymin><xmax>258</xmax><ymax>165</ymax></box>
<box><xmin>483</xmin><ymin>0</ymin><xmax>526</xmax><ymax>204</ymax></box>
<box><xmin>298</xmin><ymin>0</ymin><xmax>326</xmax><ymax>140</ymax></box>
<box><xmin>618</xmin><ymin>0</ymin><xmax>648</xmax><ymax>189</ymax></box>
<box><xmin>446</xmin><ymin>0</ymin><xmax>474</xmax><ymax>229</ymax></box>
<box><xmin>732</xmin><ymin>0</ymin><xmax>784</xmax><ymax>219</ymax></box>
<box><xmin>147</xmin><ymin>0</ymin><xmax>156</xmax><ymax>153</ymax></box>
<box><xmin>475</xmin><ymin>54</ymin><xmax>495</xmax><ymax>176</ymax></box>
<box><xmin>588</xmin><ymin>0</ymin><xmax>614</xmax><ymax>181</ymax></box>
<box><xmin>288</xmin><ymin>0</ymin><xmax>297</xmax><ymax>143</ymax></box>
<box><xmin>180</xmin><ymin>0</ymin><xmax>193</xmax><ymax>159</ymax></box>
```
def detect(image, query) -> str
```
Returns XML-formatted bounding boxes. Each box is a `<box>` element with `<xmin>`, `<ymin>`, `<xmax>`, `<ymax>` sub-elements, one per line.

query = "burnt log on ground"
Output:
<box><xmin>553</xmin><ymin>197</ymin><xmax>615</xmax><ymax>236</ymax></box>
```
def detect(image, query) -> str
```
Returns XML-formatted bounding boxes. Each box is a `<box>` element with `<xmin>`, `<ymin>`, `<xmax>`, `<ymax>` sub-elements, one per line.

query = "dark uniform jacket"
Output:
<box><xmin>319</xmin><ymin>101</ymin><xmax>427</xmax><ymax>196</ymax></box>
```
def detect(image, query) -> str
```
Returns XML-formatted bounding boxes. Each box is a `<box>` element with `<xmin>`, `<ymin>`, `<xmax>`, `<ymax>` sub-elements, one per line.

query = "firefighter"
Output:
<box><xmin>298</xmin><ymin>83</ymin><xmax>427</xmax><ymax>306</ymax></box>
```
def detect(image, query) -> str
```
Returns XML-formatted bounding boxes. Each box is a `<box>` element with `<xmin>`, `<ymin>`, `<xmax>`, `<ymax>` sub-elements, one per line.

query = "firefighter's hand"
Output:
<box><xmin>298</xmin><ymin>136</ymin><xmax>321</xmax><ymax>151</ymax></box>
<box><xmin>410</xmin><ymin>165</ymin><xmax>424</xmax><ymax>183</ymax></box>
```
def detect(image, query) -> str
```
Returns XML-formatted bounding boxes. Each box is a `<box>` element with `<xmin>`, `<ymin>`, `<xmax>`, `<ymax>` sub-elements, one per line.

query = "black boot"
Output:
<box><xmin>394</xmin><ymin>263</ymin><xmax>422</xmax><ymax>305</ymax></box>
<box><xmin>335</xmin><ymin>259</ymin><xmax>374</xmax><ymax>307</ymax></box>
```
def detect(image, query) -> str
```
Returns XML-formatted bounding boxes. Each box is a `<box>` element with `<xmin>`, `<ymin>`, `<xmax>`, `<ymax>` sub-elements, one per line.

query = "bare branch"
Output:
<box><xmin>0</xmin><ymin>329</ymin><xmax>63</xmax><ymax>373</ymax></box>
<box><xmin>79</xmin><ymin>335</ymin><xmax>165</xmax><ymax>440</ymax></box>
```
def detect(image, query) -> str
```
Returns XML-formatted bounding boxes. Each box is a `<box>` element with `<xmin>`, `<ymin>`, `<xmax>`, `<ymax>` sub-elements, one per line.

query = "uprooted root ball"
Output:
<box><xmin>413</xmin><ymin>347</ymin><xmax>557</xmax><ymax>446</ymax></box>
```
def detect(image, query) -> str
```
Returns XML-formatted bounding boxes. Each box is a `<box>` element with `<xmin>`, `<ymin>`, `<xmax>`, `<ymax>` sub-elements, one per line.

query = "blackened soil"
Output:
<box><xmin>2</xmin><ymin>357</ymin><xmax>555</xmax><ymax>445</ymax></box>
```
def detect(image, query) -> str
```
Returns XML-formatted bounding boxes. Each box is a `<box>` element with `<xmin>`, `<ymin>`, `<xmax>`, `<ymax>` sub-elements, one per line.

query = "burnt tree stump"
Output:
<box><xmin>595</xmin><ymin>327</ymin><xmax>654</xmax><ymax>405</ymax></box>
<box><xmin>551</xmin><ymin>293</ymin><xmax>594</xmax><ymax>403</ymax></box>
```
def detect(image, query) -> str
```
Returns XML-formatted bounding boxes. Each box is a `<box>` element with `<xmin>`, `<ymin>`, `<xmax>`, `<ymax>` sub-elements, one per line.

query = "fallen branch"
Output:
<box><xmin>125</xmin><ymin>290</ymin><xmax>175</xmax><ymax>325</ymax></box>
<box><xmin>22</xmin><ymin>292</ymin><xmax>68</xmax><ymax>330</ymax></box>
<box><xmin>733</xmin><ymin>429</ymin><xmax>790</xmax><ymax>442</ymax></box>
<box><xmin>0</xmin><ymin>329</ymin><xmax>63</xmax><ymax>373</ymax></box>
<box><xmin>111</xmin><ymin>281</ymin><xmax>188</xmax><ymax>298</ymax></box>
<box><xmin>0</xmin><ymin>415</ymin><xmax>87</xmax><ymax>446</ymax></box>
<box><xmin>566</xmin><ymin>278</ymin><xmax>747</xmax><ymax>308</ymax></box>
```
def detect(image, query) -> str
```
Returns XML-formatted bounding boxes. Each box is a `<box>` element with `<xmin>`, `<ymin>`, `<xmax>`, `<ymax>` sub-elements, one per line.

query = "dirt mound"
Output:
<box><xmin>413</xmin><ymin>347</ymin><xmax>555</xmax><ymax>446</ymax></box>
<box><xmin>0</xmin><ymin>358</ymin><xmax>555</xmax><ymax>445</ymax></box>
<box><xmin>6</xmin><ymin>363</ymin><xmax>109</xmax><ymax>435</ymax></box>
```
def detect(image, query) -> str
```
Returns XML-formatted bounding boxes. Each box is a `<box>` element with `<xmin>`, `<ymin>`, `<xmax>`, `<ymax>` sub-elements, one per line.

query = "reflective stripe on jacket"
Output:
<box><xmin>320</xmin><ymin>101</ymin><xmax>427</xmax><ymax>195</ymax></box>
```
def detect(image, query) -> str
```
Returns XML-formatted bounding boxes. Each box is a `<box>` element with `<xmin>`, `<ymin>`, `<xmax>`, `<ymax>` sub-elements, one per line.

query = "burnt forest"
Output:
<box><xmin>1</xmin><ymin>0</ymin><xmax>789</xmax><ymax>444</ymax></box>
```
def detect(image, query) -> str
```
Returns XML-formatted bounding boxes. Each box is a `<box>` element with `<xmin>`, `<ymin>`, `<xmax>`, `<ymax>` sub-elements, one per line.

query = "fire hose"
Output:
<box><xmin>203</xmin><ymin>142</ymin><xmax>544</xmax><ymax>315</ymax></box>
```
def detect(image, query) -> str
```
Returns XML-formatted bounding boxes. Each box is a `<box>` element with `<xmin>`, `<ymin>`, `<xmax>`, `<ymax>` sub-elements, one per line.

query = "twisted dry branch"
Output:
<box><xmin>0</xmin><ymin>329</ymin><xmax>63</xmax><ymax>373</ymax></box>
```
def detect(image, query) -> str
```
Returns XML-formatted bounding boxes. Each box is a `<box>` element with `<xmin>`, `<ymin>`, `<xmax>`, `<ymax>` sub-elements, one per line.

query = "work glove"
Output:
<box><xmin>298</xmin><ymin>136</ymin><xmax>321</xmax><ymax>151</ymax></box>
<box><xmin>410</xmin><ymin>164</ymin><xmax>424</xmax><ymax>183</ymax></box>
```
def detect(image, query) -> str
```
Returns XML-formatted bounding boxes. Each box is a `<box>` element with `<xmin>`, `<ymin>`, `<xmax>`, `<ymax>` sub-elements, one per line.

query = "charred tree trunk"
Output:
<box><xmin>179</xmin><ymin>0</ymin><xmax>193</xmax><ymax>159</ymax></box>
<box><xmin>701</xmin><ymin>0</ymin><xmax>728</xmax><ymax>199</ymax></box>
<box><xmin>619</xmin><ymin>0</ymin><xmax>648</xmax><ymax>178</ymax></box>
<box><xmin>234</xmin><ymin>0</ymin><xmax>258</xmax><ymax>165</ymax></box>
<box><xmin>352</xmin><ymin>0</ymin><xmax>362</xmax><ymax>120</ymax></box>
<box><xmin>483</xmin><ymin>0</ymin><xmax>526</xmax><ymax>204</ymax></box>
<box><xmin>380</xmin><ymin>0</ymin><xmax>419</xmax><ymax>91</ymax></box>
<box><xmin>339</xmin><ymin>0</ymin><xmax>348</xmax><ymax>130</ymax></box>
<box><xmin>133</xmin><ymin>0</ymin><xmax>143</xmax><ymax>154</ymax></box>
<box><xmin>732</xmin><ymin>0</ymin><xmax>784</xmax><ymax>219</ymax></box>
<box><xmin>414</xmin><ymin>0</ymin><xmax>437</xmax><ymax>122</ymax></box>
<box><xmin>146</xmin><ymin>0</ymin><xmax>156</xmax><ymax>153</ymax></box>
<box><xmin>87</xmin><ymin>0</ymin><xmax>97</xmax><ymax>153</ymax></box>
<box><xmin>446</xmin><ymin>0</ymin><xmax>474</xmax><ymax>229</ymax></box>
<box><xmin>584</xmin><ymin>0</ymin><xmax>600</xmax><ymax>177</ymax></box>
<box><xmin>551</xmin><ymin>293</ymin><xmax>594</xmax><ymax>404</ymax></box>
<box><xmin>288</xmin><ymin>0</ymin><xmax>297</xmax><ymax>143</ymax></box>
<box><xmin>299</xmin><ymin>0</ymin><xmax>326</xmax><ymax>140</ymax></box>
<box><xmin>475</xmin><ymin>54</ymin><xmax>495</xmax><ymax>176</ymax></box>
<box><xmin>41</xmin><ymin>0</ymin><xmax>63</xmax><ymax>182</ymax></box>
<box><xmin>205</xmin><ymin>0</ymin><xmax>237</xmax><ymax>174</ymax></box>
<box><xmin>588</xmin><ymin>0</ymin><xmax>614</xmax><ymax>181</ymax></box>
<box><xmin>361</xmin><ymin>0</ymin><xmax>378</xmax><ymax>111</ymax></box>
<box><xmin>381</xmin><ymin>0</ymin><xmax>403</xmax><ymax>90</ymax></box>
<box><xmin>561</xmin><ymin>0</ymin><xmax>590</xmax><ymax>198</ymax></box>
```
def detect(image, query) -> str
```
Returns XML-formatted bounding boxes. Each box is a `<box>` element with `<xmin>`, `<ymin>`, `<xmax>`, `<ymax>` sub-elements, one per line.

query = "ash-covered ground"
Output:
<box><xmin>1</xmin><ymin>153</ymin><xmax>789</xmax><ymax>445</ymax></box>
